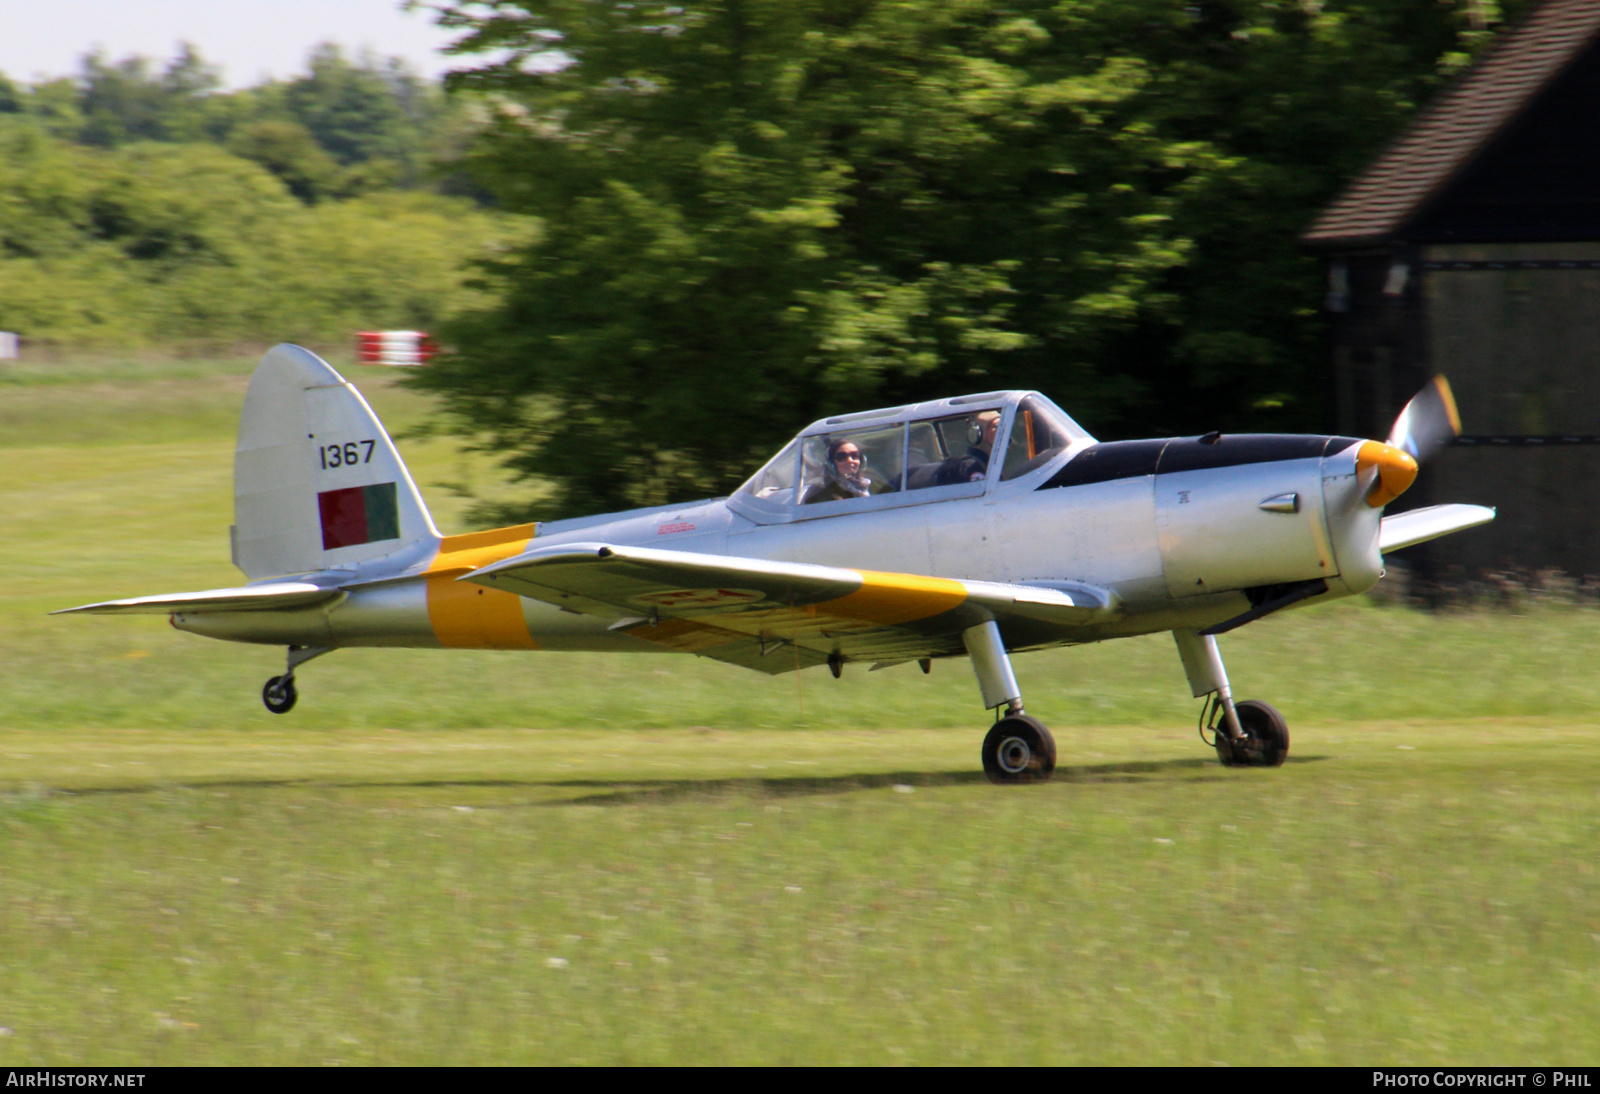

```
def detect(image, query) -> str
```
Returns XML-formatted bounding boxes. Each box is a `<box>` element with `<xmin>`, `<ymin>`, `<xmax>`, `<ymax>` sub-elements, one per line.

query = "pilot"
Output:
<box><xmin>804</xmin><ymin>439</ymin><xmax>887</xmax><ymax>503</ymax></box>
<box><xmin>964</xmin><ymin>410</ymin><xmax>1001</xmax><ymax>477</ymax></box>
<box><xmin>932</xmin><ymin>411</ymin><xmax>1000</xmax><ymax>486</ymax></box>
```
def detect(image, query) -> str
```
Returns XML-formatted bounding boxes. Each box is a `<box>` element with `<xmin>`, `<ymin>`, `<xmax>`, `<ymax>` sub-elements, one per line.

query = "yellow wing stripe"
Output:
<box><xmin>426</xmin><ymin>523</ymin><xmax>541</xmax><ymax>650</ymax></box>
<box><xmin>617</xmin><ymin>571</ymin><xmax>967</xmax><ymax>658</ymax></box>
<box><xmin>822</xmin><ymin>570</ymin><xmax>968</xmax><ymax>625</ymax></box>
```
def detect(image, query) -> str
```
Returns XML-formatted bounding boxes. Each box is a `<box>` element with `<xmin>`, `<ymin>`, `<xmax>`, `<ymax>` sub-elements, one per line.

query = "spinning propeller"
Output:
<box><xmin>1357</xmin><ymin>375</ymin><xmax>1462</xmax><ymax>508</ymax></box>
<box><xmin>1388</xmin><ymin>375</ymin><xmax>1463</xmax><ymax>465</ymax></box>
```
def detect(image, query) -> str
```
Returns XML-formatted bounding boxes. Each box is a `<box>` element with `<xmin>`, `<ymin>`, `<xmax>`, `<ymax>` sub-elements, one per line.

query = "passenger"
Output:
<box><xmin>804</xmin><ymin>439</ymin><xmax>887</xmax><ymax>503</ymax></box>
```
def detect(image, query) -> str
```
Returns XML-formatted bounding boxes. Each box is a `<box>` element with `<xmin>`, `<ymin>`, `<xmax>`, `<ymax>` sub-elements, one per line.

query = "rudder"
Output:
<box><xmin>233</xmin><ymin>344</ymin><xmax>440</xmax><ymax>579</ymax></box>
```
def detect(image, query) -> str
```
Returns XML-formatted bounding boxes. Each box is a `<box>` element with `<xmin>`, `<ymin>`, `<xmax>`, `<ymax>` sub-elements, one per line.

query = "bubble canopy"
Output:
<box><xmin>729</xmin><ymin>390</ymin><xmax>1095</xmax><ymax>524</ymax></box>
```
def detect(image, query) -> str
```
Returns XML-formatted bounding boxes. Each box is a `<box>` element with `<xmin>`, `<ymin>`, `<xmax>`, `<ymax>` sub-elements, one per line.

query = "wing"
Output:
<box><xmin>1379</xmin><ymin>503</ymin><xmax>1496</xmax><ymax>554</ymax></box>
<box><xmin>53</xmin><ymin>582</ymin><xmax>343</xmax><ymax>616</ymax></box>
<box><xmin>464</xmin><ymin>542</ymin><xmax>1120</xmax><ymax>674</ymax></box>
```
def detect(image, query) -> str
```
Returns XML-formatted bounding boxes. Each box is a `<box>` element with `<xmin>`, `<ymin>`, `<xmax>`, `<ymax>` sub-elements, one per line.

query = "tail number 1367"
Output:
<box><xmin>319</xmin><ymin>440</ymin><xmax>376</xmax><ymax>469</ymax></box>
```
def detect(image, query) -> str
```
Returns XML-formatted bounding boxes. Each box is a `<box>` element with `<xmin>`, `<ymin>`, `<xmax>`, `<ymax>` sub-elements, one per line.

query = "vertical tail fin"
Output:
<box><xmin>233</xmin><ymin>344</ymin><xmax>440</xmax><ymax>579</ymax></box>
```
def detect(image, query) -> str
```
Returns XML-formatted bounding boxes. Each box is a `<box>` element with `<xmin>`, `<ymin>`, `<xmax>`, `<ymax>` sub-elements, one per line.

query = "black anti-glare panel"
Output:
<box><xmin>1038</xmin><ymin>435</ymin><xmax>1359</xmax><ymax>491</ymax></box>
<box><xmin>1038</xmin><ymin>439</ymin><xmax>1167</xmax><ymax>490</ymax></box>
<box><xmin>1156</xmin><ymin>434</ymin><xmax>1341</xmax><ymax>474</ymax></box>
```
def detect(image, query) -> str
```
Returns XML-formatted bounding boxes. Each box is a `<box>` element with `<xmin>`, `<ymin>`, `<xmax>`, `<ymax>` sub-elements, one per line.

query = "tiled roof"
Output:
<box><xmin>1302</xmin><ymin>0</ymin><xmax>1600</xmax><ymax>248</ymax></box>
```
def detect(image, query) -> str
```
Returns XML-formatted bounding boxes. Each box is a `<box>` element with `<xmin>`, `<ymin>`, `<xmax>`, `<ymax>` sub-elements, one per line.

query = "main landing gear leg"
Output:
<box><xmin>262</xmin><ymin>645</ymin><xmax>333</xmax><ymax>715</ymax></box>
<box><xmin>964</xmin><ymin>621</ymin><xmax>1055</xmax><ymax>784</ymax></box>
<box><xmin>1171</xmin><ymin>629</ymin><xmax>1289</xmax><ymax>767</ymax></box>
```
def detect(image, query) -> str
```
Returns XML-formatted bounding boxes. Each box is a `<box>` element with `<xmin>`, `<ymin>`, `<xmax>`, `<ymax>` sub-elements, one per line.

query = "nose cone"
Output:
<box><xmin>1357</xmin><ymin>440</ymin><xmax>1419</xmax><ymax>508</ymax></box>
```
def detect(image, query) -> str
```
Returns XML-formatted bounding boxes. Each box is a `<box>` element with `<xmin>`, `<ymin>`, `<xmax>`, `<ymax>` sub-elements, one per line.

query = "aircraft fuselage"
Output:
<box><xmin>175</xmin><ymin>432</ymin><xmax>1382</xmax><ymax>658</ymax></box>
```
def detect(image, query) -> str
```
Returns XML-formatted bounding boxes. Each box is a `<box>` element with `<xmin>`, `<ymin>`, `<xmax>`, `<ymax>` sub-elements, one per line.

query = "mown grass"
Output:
<box><xmin>1</xmin><ymin>351</ymin><xmax>1597</xmax><ymax>1064</ymax></box>
<box><xmin>2</xmin><ymin>722</ymin><xmax>1597</xmax><ymax>1065</ymax></box>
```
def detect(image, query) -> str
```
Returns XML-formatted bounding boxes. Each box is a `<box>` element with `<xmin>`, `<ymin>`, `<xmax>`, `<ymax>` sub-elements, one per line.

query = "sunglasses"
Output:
<box><xmin>833</xmin><ymin>450</ymin><xmax>863</xmax><ymax>463</ymax></box>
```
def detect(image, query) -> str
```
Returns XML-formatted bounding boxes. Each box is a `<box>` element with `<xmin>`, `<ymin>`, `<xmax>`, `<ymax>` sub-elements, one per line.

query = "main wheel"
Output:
<box><xmin>1215</xmin><ymin>699</ymin><xmax>1288</xmax><ymax>767</ymax></box>
<box><xmin>981</xmin><ymin>714</ymin><xmax>1057</xmax><ymax>785</ymax></box>
<box><xmin>262</xmin><ymin>675</ymin><xmax>298</xmax><ymax>715</ymax></box>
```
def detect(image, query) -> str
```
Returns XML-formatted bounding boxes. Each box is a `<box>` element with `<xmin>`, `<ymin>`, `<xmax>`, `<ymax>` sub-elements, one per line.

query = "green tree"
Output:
<box><xmin>0</xmin><ymin>73</ymin><xmax>21</xmax><ymax>114</ymax></box>
<box><xmin>0</xmin><ymin>121</ymin><xmax>106</xmax><ymax>260</ymax></box>
<box><xmin>284</xmin><ymin>44</ymin><xmax>440</xmax><ymax>178</ymax></box>
<box><xmin>227</xmin><ymin>119</ymin><xmax>342</xmax><ymax>203</ymax></box>
<box><xmin>0</xmin><ymin>121</ymin><xmax>519</xmax><ymax>346</ymax></box>
<box><xmin>416</xmin><ymin>0</ymin><xmax>1529</xmax><ymax>518</ymax></box>
<box><xmin>21</xmin><ymin>77</ymin><xmax>86</xmax><ymax>140</ymax></box>
<box><xmin>1</xmin><ymin>44</ymin><xmax>479</xmax><ymax>201</ymax></box>
<box><xmin>78</xmin><ymin>43</ymin><xmax>222</xmax><ymax>146</ymax></box>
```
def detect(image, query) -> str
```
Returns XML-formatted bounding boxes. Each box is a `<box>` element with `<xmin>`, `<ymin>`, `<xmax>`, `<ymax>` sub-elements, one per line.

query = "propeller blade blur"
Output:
<box><xmin>1387</xmin><ymin>375</ymin><xmax>1462</xmax><ymax>465</ymax></box>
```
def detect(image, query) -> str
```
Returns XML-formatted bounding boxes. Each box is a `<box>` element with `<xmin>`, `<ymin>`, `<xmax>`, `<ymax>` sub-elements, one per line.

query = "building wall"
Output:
<box><xmin>1328</xmin><ymin>249</ymin><xmax>1430</xmax><ymax>442</ymax></box>
<box><xmin>1407</xmin><ymin>241</ymin><xmax>1600</xmax><ymax>581</ymax></box>
<box><xmin>1425</xmin><ymin>242</ymin><xmax>1600</xmax><ymax>432</ymax></box>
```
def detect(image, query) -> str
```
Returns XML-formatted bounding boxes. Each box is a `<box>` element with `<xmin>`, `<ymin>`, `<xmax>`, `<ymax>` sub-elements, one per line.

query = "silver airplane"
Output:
<box><xmin>58</xmin><ymin>345</ymin><xmax>1494</xmax><ymax>783</ymax></box>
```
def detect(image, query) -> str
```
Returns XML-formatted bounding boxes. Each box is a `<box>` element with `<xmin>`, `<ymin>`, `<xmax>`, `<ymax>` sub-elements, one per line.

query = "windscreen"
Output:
<box><xmin>734</xmin><ymin>438</ymin><xmax>801</xmax><ymax>505</ymax></box>
<box><xmin>1001</xmin><ymin>395</ymin><xmax>1092</xmax><ymax>480</ymax></box>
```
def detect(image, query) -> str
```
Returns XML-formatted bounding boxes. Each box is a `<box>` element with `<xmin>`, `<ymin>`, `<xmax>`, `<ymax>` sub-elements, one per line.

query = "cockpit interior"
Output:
<box><xmin>730</xmin><ymin>392</ymin><xmax>1094</xmax><ymax>524</ymax></box>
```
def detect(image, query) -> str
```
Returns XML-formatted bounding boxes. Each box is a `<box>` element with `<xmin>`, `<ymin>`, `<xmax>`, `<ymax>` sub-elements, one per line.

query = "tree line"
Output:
<box><xmin>0</xmin><ymin>43</ymin><xmax>515</xmax><ymax>347</ymax></box>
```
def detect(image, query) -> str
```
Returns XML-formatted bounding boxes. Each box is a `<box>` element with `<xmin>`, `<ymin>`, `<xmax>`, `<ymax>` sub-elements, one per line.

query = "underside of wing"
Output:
<box><xmin>464</xmin><ymin>542</ymin><xmax>1120</xmax><ymax>673</ymax></box>
<box><xmin>52</xmin><ymin>582</ymin><xmax>343</xmax><ymax>616</ymax></box>
<box><xmin>1379</xmin><ymin>503</ymin><xmax>1496</xmax><ymax>554</ymax></box>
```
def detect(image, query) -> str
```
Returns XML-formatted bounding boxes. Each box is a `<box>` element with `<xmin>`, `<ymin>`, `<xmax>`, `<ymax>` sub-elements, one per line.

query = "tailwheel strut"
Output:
<box><xmin>261</xmin><ymin>645</ymin><xmax>332</xmax><ymax>715</ymax></box>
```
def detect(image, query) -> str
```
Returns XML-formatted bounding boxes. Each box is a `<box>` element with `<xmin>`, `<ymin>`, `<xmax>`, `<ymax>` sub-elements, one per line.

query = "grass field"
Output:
<box><xmin>2</xmin><ymin>350</ymin><xmax>1597</xmax><ymax>1064</ymax></box>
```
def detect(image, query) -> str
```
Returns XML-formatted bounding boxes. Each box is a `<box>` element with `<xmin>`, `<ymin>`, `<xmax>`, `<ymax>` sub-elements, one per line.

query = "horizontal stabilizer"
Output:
<box><xmin>1379</xmin><ymin>503</ymin><xmax>1496</xmax><ymax>554</ymax></box>
<box><xmin>52</xmin><ymin>582</ymin><xmax>342</xmax><ymax>616</ymax></box>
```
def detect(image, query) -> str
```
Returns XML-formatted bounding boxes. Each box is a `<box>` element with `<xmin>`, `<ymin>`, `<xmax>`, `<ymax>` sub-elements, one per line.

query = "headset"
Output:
<box><xmin>966</xmin><ymin>411</ymin><xmax>1001</xmax><ymax>446</ymax></box>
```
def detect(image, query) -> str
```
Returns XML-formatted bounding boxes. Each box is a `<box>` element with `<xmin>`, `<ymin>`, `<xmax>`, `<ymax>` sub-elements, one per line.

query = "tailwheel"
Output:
<box><xmin>1215</xmin><ymin>699</ymin><xmax>1288</xmax><ymax>767</ymax></box>
<box><xmin>262</xmin><ymin>675</ymin><xmax>298</xmax><ymax>715</ymax></box>
<box><xmin>982</xmin><ymin>714</ymin><xmax>1057</xmax><ymax>785</ymax></box>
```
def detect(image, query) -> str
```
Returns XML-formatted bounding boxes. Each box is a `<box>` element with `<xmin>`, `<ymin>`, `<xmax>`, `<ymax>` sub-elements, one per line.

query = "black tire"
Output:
<box><xmin>981</xmin><ymin>714</ymin><xmax>1057</xmax><ymax>785</ymax></box>
<box><xmin>1215</xmin><ymin>699</ymin><xmax>1288</xmax><ymax>767</ymax></box>
<box><xmin>262</xmin><ymin>675</ymin><xmax>298</xmax><ymax>715</ymax></box>
<box><xmin>1214</xmin><ymin>729</ymin><xmax>1238</xmax><ymax>766</ymax></box>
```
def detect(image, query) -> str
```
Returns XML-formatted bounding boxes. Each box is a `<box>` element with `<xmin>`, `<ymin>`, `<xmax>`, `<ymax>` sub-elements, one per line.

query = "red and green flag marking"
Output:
<box><xmin>319</xmin><ymin>482</ymin><xmax>400</xmax><ymax>550</ymax></box>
